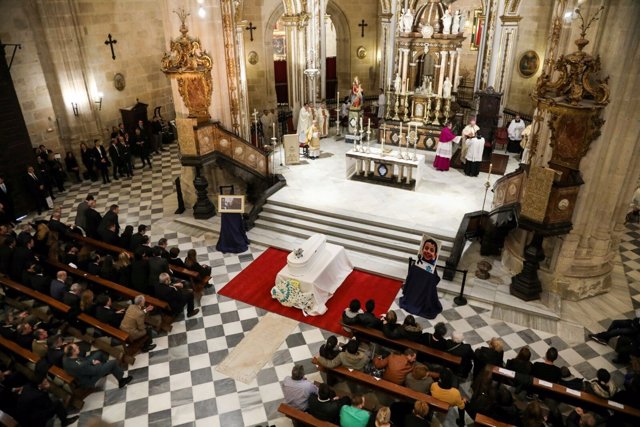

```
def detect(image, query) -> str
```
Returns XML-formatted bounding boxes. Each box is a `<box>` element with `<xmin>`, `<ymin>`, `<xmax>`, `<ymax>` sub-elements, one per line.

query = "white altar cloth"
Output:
<box><xmin>275</xmin><ymin>236</ymin><xmax>353</xmax><ymax>316</ymax></box>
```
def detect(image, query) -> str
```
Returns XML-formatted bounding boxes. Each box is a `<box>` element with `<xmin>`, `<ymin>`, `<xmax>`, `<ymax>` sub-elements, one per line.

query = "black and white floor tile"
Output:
<box><xmin>25</xmin><ymin>144</ymin><xmax>635</xmax><ymax>426</ymax></box>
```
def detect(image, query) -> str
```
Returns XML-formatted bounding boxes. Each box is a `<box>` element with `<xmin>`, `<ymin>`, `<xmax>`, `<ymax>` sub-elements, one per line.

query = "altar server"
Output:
<box><xmin>459</xmin><ymin>119</ymin><xmax>480</xmax><ymax>163</ymax></box>
<box><xmin>306</xmin><ymin>120</ymin><xmax>321</xmax><ymax>159</ymax></box>
<box><xmin>464</xmin><ymin>132</ymin><xmax>485</xmax><ymax>177</ymax></box>
<box><xmin>507</xmin><ymin>114</ymin><xmax>526</xmax><ymax>153</ymax></box>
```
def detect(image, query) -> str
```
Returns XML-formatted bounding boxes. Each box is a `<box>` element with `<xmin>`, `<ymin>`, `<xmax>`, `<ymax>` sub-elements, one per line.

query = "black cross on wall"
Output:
<box><xmin>245</xmin><ymin>22</ymin><xmax>257</xmax><ymax>42</ymax></box>
<box><xmin>359</xmin><ymin>19</ymin><xmax>368</xmax><ymax>38</ymax></box>
<box><xmin>104</xmin><ymin>34</ymin><xmax>117</xmax><ymax>60</ymax></box>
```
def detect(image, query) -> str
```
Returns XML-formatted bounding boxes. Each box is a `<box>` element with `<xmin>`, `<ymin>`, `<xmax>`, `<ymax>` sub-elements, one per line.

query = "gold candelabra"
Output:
<box><xmin>392</xmin><ymin>92</ymin><xmax>401</xmax><ymax>121</ymax></box>
<box><xmin>403</xmin><ymin>93</ymin><xmax>410</xmax><ymax>122</ymax></box>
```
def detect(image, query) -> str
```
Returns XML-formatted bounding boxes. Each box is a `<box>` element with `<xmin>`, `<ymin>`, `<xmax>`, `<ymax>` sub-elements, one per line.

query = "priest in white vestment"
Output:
<box><xmin>464</xmin><ymin>133</ymin><xmax>485</xmax><ymax>177</ymax></box>
<box><xmin>306</xmin><ymin>120</ymin><xmax>321</xmax><ymax>159</ymax></box>
<box><xmin>459</xmin><ymin>119</ymin><xmax>480</xmax><ymax>163</ymax></box>
<box><xmin>507</xmin><ymin>114</ymin><xmax>526</xmax><ymax>153</ymax></box>
<box><xmin>297</xmin><ymin>104</ymin><xmax>312</xmax><ymax>143</ymax></box>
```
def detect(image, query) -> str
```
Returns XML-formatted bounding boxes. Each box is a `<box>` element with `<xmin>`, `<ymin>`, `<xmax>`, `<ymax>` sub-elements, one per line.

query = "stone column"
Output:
<box><xmin>399</xmin><ymin>48</ymin><xmax>410</xmax><ymax>93</ymax></box>
<box><xmin>235</xmin><ymin>22</ymin><xmax>250</xmax><ymax>140</ymax></box>
<box><xmin>453</xmin><ymin>48</ymin><xmax>462</xmax><ymax>92</ymax></box>
<box><xmin>378</xmin><ymin>13</ymin><xmax>394</xmax><ymax>90</ymax></box>
<box><xmin>436</xmin><ymin>51</ymin><xmax>447</xmax><ymax>96</ymax></box>
<box><xmin>220</xmin><ymin>0</ymin><xmax>243</xmax><ymax>134</ymax></box>
<box><xmin>283</xmin><ymin>13</ymin><xmax>307</xmax><ymax>124</ymax></box>
<box><xmin>447</xmin><ymin>50</ymin><xmax>456</xmax><ymax>83</ymax></box>
<box><xmin>492</xmin><ymin>15</ymin><xmax>522</xmax><ymax>110</ymax></box>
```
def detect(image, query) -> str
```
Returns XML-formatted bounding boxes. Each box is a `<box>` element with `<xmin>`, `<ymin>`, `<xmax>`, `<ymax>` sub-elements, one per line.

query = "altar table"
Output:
<box><xmin>346</xmin><ymin>148</ymin><xmax>425</xmax><ymax>190</ymax></box>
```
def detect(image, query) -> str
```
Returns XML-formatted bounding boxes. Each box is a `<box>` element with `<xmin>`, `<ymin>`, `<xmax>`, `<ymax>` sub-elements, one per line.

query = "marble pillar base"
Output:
<box><xmin>554</xmin><ymin>274</ymin><xmax>612</xmax><ymax>302</ymax></box>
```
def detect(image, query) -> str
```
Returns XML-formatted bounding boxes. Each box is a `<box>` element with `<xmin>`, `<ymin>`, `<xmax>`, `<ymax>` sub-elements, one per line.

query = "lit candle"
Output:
<box><xmin>272</xmin><ymin>122</ymin><xmax>276</xmax><ymax>138</ymax></box>
<box><xmin>359</xmin><ymin>117</ymin><xmax>363</xmax><ymax>130</ymax></box>
<box><xmin>337</xmin><ymin>91</ymin><xmax>340</xmax><ymax>104</ymax></box>
<box><xmin>399</xmin><ymin>122</ymin><xmax>403</xmax><ymax>146</ymax></box>
<box><xmin>488</xmin><ymin>163</ymin><xmax>493</xmax><ymax>177</ymax></box>
<box><xmin>368</xmin><ymin>118</ymin><xmax>371</xmax><ymax>130</ymax></box>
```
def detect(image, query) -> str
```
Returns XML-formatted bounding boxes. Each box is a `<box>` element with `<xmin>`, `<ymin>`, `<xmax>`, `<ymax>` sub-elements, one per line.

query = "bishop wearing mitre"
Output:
<box><xmin>306</xmin><ymin>120</ymin><xmax>321</xmax><ymax>160</ymax></box>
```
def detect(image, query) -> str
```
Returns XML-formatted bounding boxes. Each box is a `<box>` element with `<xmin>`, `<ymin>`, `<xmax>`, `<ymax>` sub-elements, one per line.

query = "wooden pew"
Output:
<box><xmin>0</xmin><ymin>335</ymin><xmax>86</xmax><ymax>409</ymax></box>
<box><xmin>313</xmin><ymin>361</ymin><xmax>451</xmax><ymax>414</ymax></box>
<box><xmin>490</xmin><ymin>366</ymin><xmax>640</xmax><ymax>419</ymax></box>
<box><xmin>68</xmin><ymin>233</ymin><xmax>211</xmax><ymax>293</ymax></box>
<box><xmin>45</xmin><ymin>259</ymin><xmax>174</xmax><ymax>332</ymax></box>
<box><xmin>277</xmin><ymin>403</ymin><xmax>337</xmax><ymax>426</ymax></box>
<box><xmin>474</xmin><ymin>413</ymin><xmax>516</xmax><ymax>427</ymax></box>
<box><xmin>342</xmin><ymin>322</ymin><xmax>462</xmax><ymax>368</ymax></box>
<box><xmin>0</xmin><ymin>276</ymin><xmax>139</xmax><ymax>365</ymax></box>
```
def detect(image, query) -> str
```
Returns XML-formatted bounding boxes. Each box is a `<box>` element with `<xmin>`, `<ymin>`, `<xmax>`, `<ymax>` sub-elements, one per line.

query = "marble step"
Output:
<box><xmin>257</xmin><ymin>210</ymin><xmax>453</xmax><ymax>259</ymax></box>
<box><xmin>261</xmin><ymin>203</ymin><xmax>448</xmax><ymax>247</ymax></box>
<box><xmin>265</xmin><ymin>199</ymin><xmax>456</xmax><ymax>243</ymax></box>
<box><xmin>253</xmin><ymin>219</ymin><xmax>438</xmax><ymax>264</ymax></box>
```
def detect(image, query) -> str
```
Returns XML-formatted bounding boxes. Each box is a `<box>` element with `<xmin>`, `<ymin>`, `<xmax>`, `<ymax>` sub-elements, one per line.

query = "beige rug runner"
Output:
<box><xmin>215</xmin><ymin>312</ymin><xmax>298</xmax><ymax>384</ymax></box>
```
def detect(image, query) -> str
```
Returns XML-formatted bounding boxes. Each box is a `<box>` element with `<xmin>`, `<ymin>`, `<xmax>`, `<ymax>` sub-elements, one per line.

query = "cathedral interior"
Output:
<box><xmin>0</xmin><ymin>0</ymin><xmax>639</xmax><ymax>426</ymax></box>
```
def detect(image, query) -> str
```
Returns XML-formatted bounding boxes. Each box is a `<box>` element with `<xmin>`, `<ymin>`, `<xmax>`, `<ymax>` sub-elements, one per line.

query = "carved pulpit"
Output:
<box><xmin>492</xmin><ymin>11</ymin><xmax>610</xmax><ymax>301</ymax></box>
<box><xmin>161</xmin><ymin>9</ymin><xmax>215</xmax><ymax>219</ymax></box>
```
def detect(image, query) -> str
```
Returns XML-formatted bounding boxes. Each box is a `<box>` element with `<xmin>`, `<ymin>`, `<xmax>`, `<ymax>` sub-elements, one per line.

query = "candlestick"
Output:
<box><xmin>413</xmin><ymin>126</ymin><xmax>418</xmax><ymax>160</ymax></box>
<box><xmin>359</xmin><ymin>117</ymin><xmax>363</xmax><ymax>130</ymax></box>
<box><xmin>380</xmin><ymin>125</ymin><xmax>386</xmax><ymax>157</ymax></box>
<box><xmin>272</xmin><ymin>122</ymin><xmax>276</xmax><ymax>139</ymax></box>
<box><xmin>398</xmin><ymin>122</ymin><xmax>404</xmax><ymax>159</ymax></box>
<box><xmin>337</xmin><ymin>91</ymin><xmax>339</xmax><ymax>102</ymax></box>
<box><xmin>488</xmin><ymin>163</ymin><xmax>493</xmax><ymax>176</ymax></box>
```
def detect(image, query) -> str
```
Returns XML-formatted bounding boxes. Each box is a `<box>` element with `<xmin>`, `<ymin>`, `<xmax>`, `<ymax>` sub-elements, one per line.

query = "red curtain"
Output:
<box><xmin>274</xmin><ymin>60</ymin><xmax>288</xmax><ymax>104</ymax></box>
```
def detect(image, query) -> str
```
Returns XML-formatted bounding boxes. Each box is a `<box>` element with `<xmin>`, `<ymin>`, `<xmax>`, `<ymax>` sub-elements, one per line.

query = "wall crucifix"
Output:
<box><xmin>358</xmin><ymin>19</ymin><xmax>368</xmax><ymax>37</ymax></box>
<box><xmin>245</xmin><ymin>22</ymin><xmax>257</xmax><ymax>42</ymax></box>
<box><xmin>104</xmin><ymin>34</ymin><xmax>117</xmax><ymax>60</ymax></box>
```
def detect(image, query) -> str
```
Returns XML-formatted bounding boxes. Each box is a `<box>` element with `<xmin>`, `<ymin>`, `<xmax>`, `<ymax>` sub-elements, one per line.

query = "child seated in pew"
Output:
<box><xmin>380</xmin><ymin>310</ymin><xmax>403</xmax><ymax>339</ymax></box>
<box><xmin>401</xmin><ymin>315</ymin><xmax>423</xmax><ymax>341</ymax></box>
<box><xmin>343</xmin><ymin>299</ymin><xmax>363</xmax><ymax>328</ymax></box>
<box><xmin>356</xmin><ymin>299</ymin><xmax>382</xmax><ymax>329</ymax></box>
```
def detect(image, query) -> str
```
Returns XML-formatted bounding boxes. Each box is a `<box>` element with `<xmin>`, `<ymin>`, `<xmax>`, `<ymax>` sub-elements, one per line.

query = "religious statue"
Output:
<box><xmin>401</xmin><ymin>8</ymin><xmax>414</xmax><ymax>33</ymax></box>
<box><xmin>350</xmin><ymin>76</ymin><xmax>364</xmax><ymax>109</ymax></box>
<box><xmin>452</xmin><ymin>10</ymin><xmax>461</xmax><ymax>34</ymax></box>
<box><xmin>420</xmin><ymin>75</ymin><xmax>429</xmax><ymax>93</ymax></box>
<box><xmin>442</xmin><ymin>9</ymin><xmax>453</xmax><ymax>35</ymax></box>
<box><xmin>443</xmin><ymin>77</ymin><xmax>453</xmax><ymax>98</ymax></box>
<box><xmin>459</xmin><ymin>12</ymin><xmax>468</xmax><ymax>35</ymax></box>
<box><xmin>394</xmin><ymin>73</ymin><xmax>402</xmax><ymax>93</ymax></box>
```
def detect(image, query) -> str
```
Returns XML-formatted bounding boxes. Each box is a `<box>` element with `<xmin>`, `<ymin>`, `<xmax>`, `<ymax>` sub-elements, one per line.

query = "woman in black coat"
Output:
<box><xmin>80</xmin><ymin>142</ymin><xmax>96</xmax><ymax>181</ymax></box>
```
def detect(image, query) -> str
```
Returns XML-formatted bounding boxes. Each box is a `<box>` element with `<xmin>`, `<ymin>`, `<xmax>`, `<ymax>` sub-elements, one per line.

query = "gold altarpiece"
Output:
<box><xmin>378</xmin><ymin>0</ymin><xmax>466</xmax><ymax>151</ymax></box>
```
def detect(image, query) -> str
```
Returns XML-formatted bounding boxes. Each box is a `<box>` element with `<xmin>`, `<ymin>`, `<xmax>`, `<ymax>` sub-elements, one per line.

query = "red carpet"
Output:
<box><xmin>218</xmin><ymin>248</ymin><xmax>403</xmax><ymax>336</ymax></box>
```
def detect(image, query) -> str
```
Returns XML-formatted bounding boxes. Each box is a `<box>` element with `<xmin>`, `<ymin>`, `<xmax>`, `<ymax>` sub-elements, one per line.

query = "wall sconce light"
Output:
<box><xmin>94</xmin><ymin>92</ymin><xmax>103</xmax><ymax>110</ymax></box>
<box><xmin>71</xmin><ymin>102</ymin><xmax>79</xmax><ymax>116</ymax></box>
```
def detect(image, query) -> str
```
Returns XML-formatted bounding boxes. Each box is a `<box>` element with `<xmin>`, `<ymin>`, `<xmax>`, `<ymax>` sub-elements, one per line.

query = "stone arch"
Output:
<box><xmin>282</xmin><ymin>0</ymin><xmax>303</xmax><ymax>15</ymax></box>
<box><xmin>263</xmin><ymin>2</ymin><xmax>287</xmax><ymax>106</ymax></box>
<box><xmin>325</xmin><ymin>0</ymin><xmax>351</xmax><ymax>97</ymax></box>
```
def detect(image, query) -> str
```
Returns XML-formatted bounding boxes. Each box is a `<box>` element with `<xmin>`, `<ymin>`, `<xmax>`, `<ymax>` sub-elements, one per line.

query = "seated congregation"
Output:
<box><xmin>0</xmin><ymin>193</ymin><xmax>214</xmax><ymax>426</ymax></box>
<box><xmin>279</xmin><ymin>298</ymin><xmax>640</xmax><ymax>427</ymax></box>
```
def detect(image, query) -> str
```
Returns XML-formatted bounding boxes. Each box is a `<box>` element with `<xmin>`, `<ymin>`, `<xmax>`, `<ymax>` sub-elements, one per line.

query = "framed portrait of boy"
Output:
<box><xmin>218</xmin><ymin>195</ymin><xmax>245</xmax><ymax>213</ymax></box>
<box><xmin>416</xmin><ymin>235</ymin><xmax>442</xmax><ymax>274</ymax></box>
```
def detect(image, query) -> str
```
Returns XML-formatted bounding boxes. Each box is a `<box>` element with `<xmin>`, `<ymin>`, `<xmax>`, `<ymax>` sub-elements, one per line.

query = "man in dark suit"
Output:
<box><xmin>86</xmin><ymin>253</ymin><xmax>101</xmax><ymax>276</ymax></box>
<box><xmin>99</xmin><ymin>204</ymin><xmax>120</xmax><ymax>236</ymax></box>
<box><xmin>94</xmin><ymin>294</ymin><xmax>125</xmax><ymax>328</ymax></box>
<box><xmin>168</xmin><ymin>247</ymin><xmax>185</xmax><ymax>268</ymax></box>
<box><xmin>10</xmin><ymin>233</ymin><xmax>36</xmax><ymax>282</ymax></box>
<box><xmin>0</xmin><ymin>176</ymin><xmax>15</xmax><ymax>223</ymax></box>
<box><xmin>131</xmin><ymin>247</ymin><xmax>151</xmax><ymax>294</ymax></box>
<box><xmin>155</xmin><ymin>238</ymin><xmax>171</xmax><ymax>259</ymax></box>
<box><xmin>307</xmin><ymin>383</ymin><xmax>351</xmax><ymax>424</ymax></box>
<box><xmin>155</xmin><ymin>272</ymin><xmax>199</xmax><ymax>317</ymax></box>
<box><xmin>531</xmin><ymin>347</ymin><xmax>562</xmax><ymax>384</ymax></box>
<box><xmin>25</xmin><ymin>166</ymin><xmax>48</xmax><ymax>214</ymax></box>
<box><xmin>84</xmin><ymin>199</ymin><xmax>102</xmax><ymax>239</ymax></box>
<box><xmin>108</xmin><ymin>139</ymin><xmax>121</xmax><ymax>181</ymax></box>
<box><xmin>63</xmin><ymin>283</ymin><xmax>82</xmax><ymax>319</ymax></box>
<box><xmin>45</xmin><ymin>334</ymin><xmax>67</xmax><ymax>367</ymax></box>
<box><xmin>148</xmin><ymin>246</ymin><xmax>171</xmax><ymax>288</ymax></box>
<box><xmin>0</xmin><ymin>236</ymin><xmax>15</xmax><ymax>276</ymax></box>
<box><xmin>99</xmin><ymin>222</ymin><xmax>120</xmax><ymax>246</ymax></box>
<box><xmin>50</xmin><ymin>271</ymin><xmax>68</xmax><ymax>301</ymax></box>
<box><xmin>48</xmin><ymin>209</ymin><xmax>71</xmax><ymax>235</ymax></box>
<box><xmin>15</xmin><ymin>374</ymin><xmax>79</xmax><ymax>426</ymax></box>
<box><xmin>74</xmin><ymin>193</ymin><xmax>94</xmax><ymax>231</ymax></box>
<box><xmin>92</xmin><ymin>140</ymin><xmax>111</xmax><ymax>184</ymax></box>
<box><xmin>130</xmin><ymin>224</ymin><xmax>148</xmax><ymax>252</ymax></box>
<box><xmin>62</xmin><ymin>343</ymin><xmax>133</xmax><ymax>389</ymax></box>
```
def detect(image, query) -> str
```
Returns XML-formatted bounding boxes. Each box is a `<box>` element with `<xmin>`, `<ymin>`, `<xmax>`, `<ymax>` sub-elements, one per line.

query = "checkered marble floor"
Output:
<box><xmin>28</xmin><ymin>144</ymin><xmax>636</xmax><ymax>426</ymax></box>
